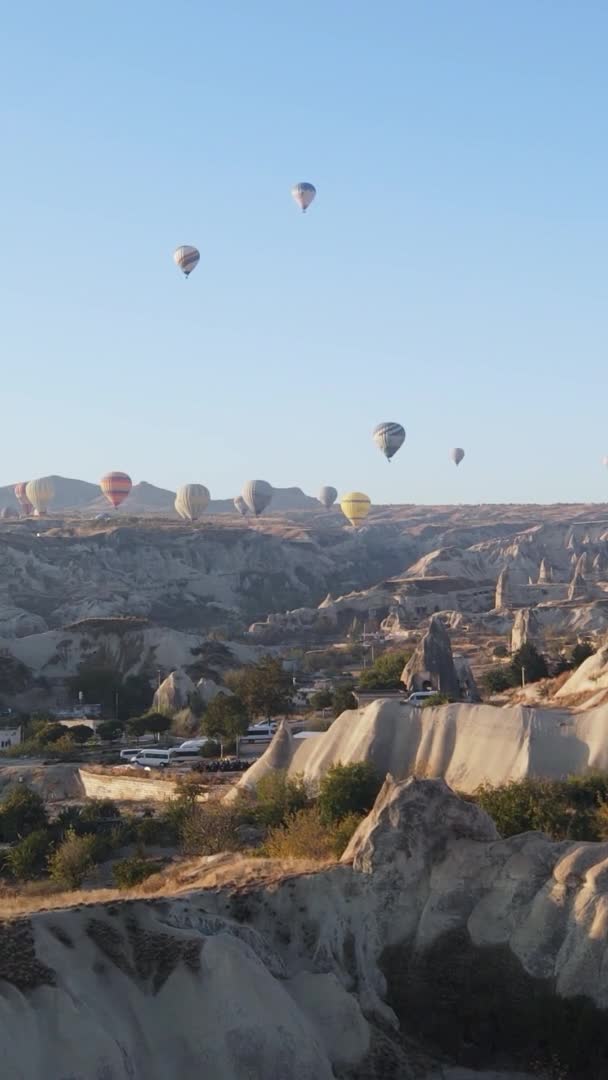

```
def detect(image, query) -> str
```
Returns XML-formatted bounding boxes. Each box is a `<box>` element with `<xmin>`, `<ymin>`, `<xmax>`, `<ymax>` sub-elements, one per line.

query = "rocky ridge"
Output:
<box><xmin>2</xmin><ymin>778</ymin><xmax>608</xmax><ymax>1077</ymax></box>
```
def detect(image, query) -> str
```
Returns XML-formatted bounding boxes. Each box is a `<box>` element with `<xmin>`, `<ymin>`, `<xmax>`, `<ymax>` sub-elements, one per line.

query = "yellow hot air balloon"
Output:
<box><xmin>340</xmin><ymin>492</ymin><xmax>371</xmax><ymax>528</ymax></box>
<box><xmin>25</xmin><ymin>476</ymin><xmax>55</xmax><ymax>516</ymax></box>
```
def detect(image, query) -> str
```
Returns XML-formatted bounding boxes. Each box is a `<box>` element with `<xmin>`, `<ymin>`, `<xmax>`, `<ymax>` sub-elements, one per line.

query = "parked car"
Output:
<box><xmin>406</xmin><ymin>691</ymin><xmax>438</xmax><ymax>706</ymax></box>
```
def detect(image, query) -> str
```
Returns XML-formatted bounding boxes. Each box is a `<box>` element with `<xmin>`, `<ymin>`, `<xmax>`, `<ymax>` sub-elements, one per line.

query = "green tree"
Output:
<box><xmin>309</xmin><ymin>689</ymin><xmax>333</xmax><ymax>711</ymax></box>
<box><xmin>572</xmin><ymin>641</ymin><xmax>594</xmax><ymax>668</ymax></box>
<box><xmin>36</xmin><ymin>722</ymin><xmax>67</xmax><ymax>745</ymax></box>
<box><xmin>357</xmin><ymin>651</ymin><xmax>411</xmax><ymax>691</ymax></box>
<box><xmin>332</xmin><ymin>687</ymin><xmax>358</xmax><ymax>717</ymax></box>
<box><xmin>5</xmin><ymin>830</ymin><xmax>53</xmax><ymax>882</ymax></box>
<box><xmin>142</xmin><ymin>713</ymin><xmax>172</xmax><ymax>740</ymax></box>
<box><xmin>0</xmin><ymin>786</ymin><xmax>48</xmax><ymax>841</ymax></box>
<box><xmin>509</xmin><ymin>643</ymin><xmax>548</xmax><ymax>686</ymax></box>
<box><xmin>68</xmin><ymin>724</ymin><xmax>94</xmax><ymax>745</ymax></box>
<box><xmin>254</xmin><ymin>771</ymin><xmax>310</xmax><ymax>827</ymax></box>
<box><xmin>48</xmin><ymin>828</ymin><xmax>97</xmax><ymax>889</ymax></box>
<box><xmin>202</xmin><ymin>695</ymin><xmax>248</xmax><ymax>749</ymax></box>
<box><xmin>317</xmin><ymin>762</ymin><xmax>382</xmax><ymax>824</ymax></box>
<box><xmin>96</xmin><ymin>720</ymin><xmax>124</xmax><ymax>742</ymax></box>
<box><xmin>126</xmin><ymin>715</ymin><xmax>148</xmax><ymax>739</ymax></box>
<box><xmin>226</xmin><ymin>658</ymin><xmax>294</xmax><ymax>721</ymax></box>
<box><xmin>482</xmin><ymin>668</ymin><xmax>513</xmax><ymax>694</ymax></box>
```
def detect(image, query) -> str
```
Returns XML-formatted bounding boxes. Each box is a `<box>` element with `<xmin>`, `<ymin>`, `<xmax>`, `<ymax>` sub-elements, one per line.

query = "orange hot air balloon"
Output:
<box><xmin>100</xmin><ymin>472</ymin><xmax>132</xmax><ymax>509</ymax></box>
<box><xmin>14</xmin><ymin>482</ymin><xmax>33</xmax><ymax>515</ymax></box>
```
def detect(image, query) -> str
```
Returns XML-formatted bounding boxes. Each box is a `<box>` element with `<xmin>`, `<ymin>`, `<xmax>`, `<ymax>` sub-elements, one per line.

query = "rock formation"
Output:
<box><xmin>537</xmin><ymin>557</ymin><xmax>553</xmax><ymax>583</ymax></box>
<box><xmin>235</xmin><ymin>697</ymin><xmax>608</xmax><ymax>797</ymax></box>
<box><xmin>4</xmin><ymin>778</ymin><xmax>608</xmax><ymax>1077</ymax></box>
<box><xmin>401</xmin><ymin>616</ymin><xmax>461</xmax><ymax>698</ymax></box>
<box><xmin>494</xmin><ymin>566</ymin><xmax>511</xmax><ymax>610</ymax></box>
<box><xmin>568</xmin><ymin>566</ymin><xmax>592</xmax><ymax>602</ymax></box>
<box><xmin>510</xmin><ymin>607</ymin><xmax>543</xmax><ymax>653</ymax></box>
<box><xmin>152</xmin><ymin>669</ymin><xmax>196</xmax><ymax>713</ymax></box>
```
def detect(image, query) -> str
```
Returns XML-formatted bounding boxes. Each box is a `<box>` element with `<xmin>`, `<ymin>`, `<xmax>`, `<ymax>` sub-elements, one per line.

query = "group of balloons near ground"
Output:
<box><xmin>12</xmin><ymin>428</ymin><xmax>465</xmax><ymax>529</ymax></box>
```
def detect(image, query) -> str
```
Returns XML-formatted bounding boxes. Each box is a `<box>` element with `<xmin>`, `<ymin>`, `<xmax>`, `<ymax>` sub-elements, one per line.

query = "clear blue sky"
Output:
<box><xmin>2</xmin><ymin>1</ymin><xmax>607</xmax><ymax>505</ymax></box>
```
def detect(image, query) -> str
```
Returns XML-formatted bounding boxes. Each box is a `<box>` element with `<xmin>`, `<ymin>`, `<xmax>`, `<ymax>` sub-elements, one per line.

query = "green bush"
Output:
<box><xmin>134</xmin><ymin>814</ymin><xmax>177</xmax><ymax>846</ymax></box>
<box><xmin>510</xmin><ymin>643</ymin><xmax>548</xmax><ymax>685</ymax></box>
<box><xmin>254</xmin><ymin>771</ymin><xmax>310</xmax><ymax>827</ymax></box>
<box><xmin>263</xmin><ymin>807</ymin><xmax>362</xmax><ymax>860</ymax></box>
<box><xmin>482</xmin><ymin>668</ymin><xmax>513</xmax><ymax>695</ymax></box>
<box><xmin>357</xmin><ymin>652</ymin><xmax>410</xmax><ymax>691</ymax></box>
<box><xmin>473</xmin><ymin>776</ymin><xmax>608</xmax><ymax>842</ymax></box>
<box><xmin>180</xmin><ymin>803</ymin><xmax>245</xmax><ymax>856</ymax></box>
<box><xmin>572</xmin><ymin>641</ymin><xmax>595</xmax><ymax>668</ymax></box>
<box><xmin>0</xmin><ymin>786</ymin><xmax>48</xmax><ymax>841</ymax></box>
<box><xmin>317</xmin><ymin>762</ymin><xmax>382</xmax><ymax>824</ymax></box>
<box><xmin>331</xmin><ymin>687</ymin><xmax>358</xmax><ymax>717</ymax></box>
<box><xmin>420</xmin><ymin>694</ymin><xmax>450</xmax><ymax>708</ymax></box>
<box><xmin>5</xmin><ymin>829</ymin><xmax>53</xmax><ymax>881</ymax></box>
<box><xmin>112</xmin><ymin>855</ymin><xmax>163</xmax><ymax>890</ymax></box>
<box><xmin>492</xmin><ymin>643</ymin><xmax>509</xmax><ymax>658</ymax></box>
<box><xmin>200</xmin><ymin>739</ymin><xmax>221</xmax><ymax>758</ymax></box>
<box><xmin>79</xmin><ymin>798</ymin><xmax>120</xmax><ymax>823</ymax></box>
<box><xmin>48</xmin><ymin>829</ymin><xmax>97</xmax><ymax>888</ymax></box>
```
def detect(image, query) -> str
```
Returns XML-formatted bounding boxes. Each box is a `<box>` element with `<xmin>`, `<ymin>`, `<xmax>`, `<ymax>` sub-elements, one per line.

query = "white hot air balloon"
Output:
<box><xmin>234</xmin><ymin>496</ymin><xmax>249</xmax><ymax>518</ymax></box>
<box><xmin>241</xmin><ymin>480</ymin><xmax>273</xmax><ymax>517</ymax></box>
<box><xmin>318</xmin><ymin>486</ymin><xmax>338</xmax><ymax>509</ymax></box>
<box><xmin>291</xmin><ymin>182</ymin><xmax>316</xmax><ymax>213</ymax></box>
<box><xmin>25</xmin><ymin>477</ymin><xmax>55</xmax><ymax>516</ymax></box>
<box><xmin>175</xmin><ymin>483</ymin><xmax>210</xmax><ymax>521</ymax></box>
<box><xmin>173</xmin><ymin>246</ymin><xmax>200</xmax><ymax>278</ymax></box>
<box><xmin>450</xmin><ymin>447</ymin><xmax>465</xmax><ymax>467</ymax></box>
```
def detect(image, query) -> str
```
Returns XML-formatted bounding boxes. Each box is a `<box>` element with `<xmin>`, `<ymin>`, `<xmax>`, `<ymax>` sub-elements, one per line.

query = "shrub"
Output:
<box><xmin>180</xmin><ymin>803</ymin><xmax>245</xmax><ymax>856</ymax></box>
<box><xmin>96</xmin><ymin>720</ymin><xmax>124</xmax><ymax>742</ymax></box>
<box><xmin>332</xmin><ymin>687</ymin><xmax>358</xmax><ymax>717</ymax></box>
<box><xmin>510</xmin><ymin>643</ymin><xmax>548</xmax><ymax>685</ymax></box>
<box><xmin>48</xmin><ymin>829</ymin><xmax>97</xmax><ymax>888</ymax></box>
<box><xmin>68</xmin><ymin>724</ymin><xmax>94</xmax><ymax>745</ymax></box>
<box><xmin>79</xmin><ymin>798</ymin><xmax>121</xmax><ymax>824</ymax></box>
<box><xmin>174</xmin><ymin>774</ymin><xmax>207</xmax><ymax>805</ymax></box>
<box><xmin>0</xmin><ymin>786</ymin><xmax>48</xmax><ymax>841</ymax></box>
<box><xmin>492</xmin><ymin>643</ymin><xmax>509</xmax><ymax>658</ymax></box>
<box><xmin>572</xmin><ymin>641</ymin><xmax>594</xmax><ymax>668</ymax></box>
<box><xmin>473</xmin><ymin>776</ymin><xmax>608</xmax><ymax>842</ymax></box>
<box><xmin>482</xmin><ymin>668</ymin><xmax>513</xmax><ymax>695</ymax></box>
<box><xmin>263</xmin><ymin>806</ymin><xmax>362</xmax><ymax>860</ymax></box>
<box><xmin>5</xmin><ymin>829</ymin><xmax>53</xmax><ymax>881</ymax></box>
<box><xmin>317</xmin><ymin>762</ymin><xmax>382</xmax><ymax>824</ymax></box>
<box><xmin>112</xmin><ymin>855</ymin><xmax>163</xmax><ymax>890</ymax></box>
<box><xmin>357</xmin><ymin>652</ymin><xmax>410</xmax><ymax>691</ymax></box>
<box><xmin>254</xmin><ymin>770</ymin><xmax>310</xmax><ymax>828</ymax></box>
<box><xmin>420</xmin><ymin>694</ymin><xmax>450</xmax><ymax>708</ymax></box>
<box><xmin>200</xmin><ymin>740</ymin><xmax>221</xmax><ymax>758</ymax></box>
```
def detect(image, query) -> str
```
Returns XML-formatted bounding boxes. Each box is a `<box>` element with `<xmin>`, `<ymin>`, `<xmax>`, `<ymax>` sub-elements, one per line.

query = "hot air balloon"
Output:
<box><xmin>0</xmin><ymin>507</ymin><xmax>16</xmax><ymax>520</ymax></box>
<box><xmin>173</xmin><ymin>246</ymin><xmax>200</xmax><ymax>278</ymax></box>
<box><xmin>373</xmin><ymin>422</ymin><xmax>406</xmax><ymax>462</ymax></box>
<box><xmin>318</xmin><ymin>486</ymin><xmax>338</xmax><ymax>510</ymax></box>
<box><xmin>14</xmin><ymin>482</ymin><xmax>32</xmax><ymax>516</ymax></box>
<box><xmin>100</xmin><ymin>472</ymin><xmax>132</xmax><ymax>509</ymax></box>
<box><xmin>25</xmin><ymin>477</ymin><xmax>55</xmax><ymax>516</ymax></box>
<box><xmin>450</xmin><ymin>448</ymin><xmax>465</xmax><ymax>467</ymax></box>
<box><xmin>291</xmin><ymin>182</ymin><xmax>316</xmax><ymax>213</ymax></box>
<box><xmin>234</xmin><ymin>495</ymin><xmax>249</xmax><ymax>518</ymax></box>
<box><xmin>602</xmin><ymin>456</ymin><xmax>608</xmax><ymax>469</ymax></box>
<box><xmin>340</xmin><ymin>492</ymin><xmax>371</xmax><ymax>528</ymax></box>
<box><xmin>175</xmin><ymin>483</ymin><xmax>210</xmax><ymax>521</ymax></box>
<box><xmin>241</xmin><ymin>480</ymin><xmax>273</xmax><ymax>517</ymax></box>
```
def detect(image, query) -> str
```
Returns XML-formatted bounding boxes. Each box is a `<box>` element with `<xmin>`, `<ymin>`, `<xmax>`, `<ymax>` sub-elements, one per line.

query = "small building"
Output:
<box><xmin>0</xmin><ymin>726</ymin><xmax>22</xmax><ymax>750</ymax></box>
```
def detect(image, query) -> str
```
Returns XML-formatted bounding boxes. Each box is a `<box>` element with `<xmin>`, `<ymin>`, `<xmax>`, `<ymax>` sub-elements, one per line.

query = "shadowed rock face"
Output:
<box><xmin>2</xmin><ymin>778</ymin><xmax>608</xmax><ymax>1078</ymax></box>
<box><xmin>401</xmin><ymin>615</ymin><xmax>462</xmax><ymax>698</ymax></box>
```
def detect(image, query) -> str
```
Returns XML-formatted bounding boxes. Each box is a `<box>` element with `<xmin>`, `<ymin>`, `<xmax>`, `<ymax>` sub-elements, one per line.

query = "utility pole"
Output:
<box><xmin>521</xmin><ymin>666</ymin><xmax>526</xmax><ymax>688</ymax></box>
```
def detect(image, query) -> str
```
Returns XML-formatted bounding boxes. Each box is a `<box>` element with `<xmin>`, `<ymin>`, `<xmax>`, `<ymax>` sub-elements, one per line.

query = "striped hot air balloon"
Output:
<box><xmin>241</xmin><ymin>480</ymin><xmax>273</xmax><ymax>517</ymax></box>
<box><xmin>340</xmin><ymin>492</ymin><xmax>371</xmax><ymax>528</ymax></box>
<box><xmin>175</xmin><ymin>484</ymin><xmax>210</xmax><ymax>521</ymax></box>
<box><xmin>173</xmin><ymin>245</ymin><xmax>200</xmax><ymax>278</ymax></box>
<box><xmin>291</xmin><ymin>182</ymin><xmax>316</xmax><ymax>213</ymax></box>
<box><xmin>25</xmin><ymin>477</ymin><xmax>55</xmax><ymax>516</ymax></box>
<box><xmin>318</xmin><ymin>486</ymin><xmax>338</xmax><ymax>509</ymax></box>
<box><xmin>14</xmin><ymin>482</ymin><xmax>33</xmax><ymax>516</ymax></box>
<box><xmin>100</xmin><ymin>472</ymin><xmax>132</xmax><ymax>509</ymax></box>
<box><xmin>372</xmin><ymin>422</ymin><xmax>406</xmax><ymax>462</ymax></box>
<box><xmin>450</xmin><ymin>447</ymin><xmax>465</xmax><ymax>466</ymax></box>
<box><xmin>234</xmin><ymin>495</ymin><xmax>249</xmax><ymax>518</ymax></box>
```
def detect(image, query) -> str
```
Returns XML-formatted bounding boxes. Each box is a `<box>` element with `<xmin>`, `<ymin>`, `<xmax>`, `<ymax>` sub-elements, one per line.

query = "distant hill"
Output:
<box><xmin>0</xmin><ymin>476</ymin><xmax>321</xmax><ymax>515</ymax></box>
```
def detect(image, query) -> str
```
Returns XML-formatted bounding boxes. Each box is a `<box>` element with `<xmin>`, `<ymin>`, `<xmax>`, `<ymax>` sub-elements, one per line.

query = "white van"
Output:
<box><xmin>120</xmin><ymin>747</ymin><xmax>144</xmax><ymax>761</ymax></box>
<box><xmin>244</xmin><ymin>722</ymin><xmax>278</xmax><ymax>740</ymax></box>
<box><xmin>129</xmin><ymin>749</ymin><xmax>173</xmax><ymax>768</ymax></box>
<box><xmin>406</xmin><ymin>691</ymin><xmax>438</xmax><ymax>706</ymax></box>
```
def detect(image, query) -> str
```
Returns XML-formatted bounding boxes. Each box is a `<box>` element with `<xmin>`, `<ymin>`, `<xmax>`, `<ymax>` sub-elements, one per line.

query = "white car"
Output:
<box><xmin>406</xmin><ymin>691</ymin><xmax>438</xmax><ymax>706</ymax></box>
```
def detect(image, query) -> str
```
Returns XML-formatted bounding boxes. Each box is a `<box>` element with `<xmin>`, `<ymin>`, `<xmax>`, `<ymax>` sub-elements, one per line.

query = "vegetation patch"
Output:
<box><xmin>0</xmin><ymin>919</ymin><xmax>56</xmax><ymax>992</ymax></box>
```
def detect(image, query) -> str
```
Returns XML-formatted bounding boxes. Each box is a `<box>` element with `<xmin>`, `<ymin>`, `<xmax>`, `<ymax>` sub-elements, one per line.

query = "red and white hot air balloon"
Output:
<box><xmin>100</xmin><ymin>472</ymin><xmax>132</xmax><ymax>509</ymax></box>
<box><xmin>14</xmin><ymin>482</ymin><xmax>33</xmax><ymax>516</ymax></box>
